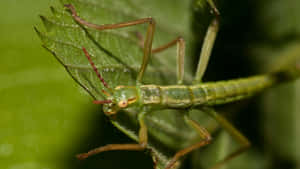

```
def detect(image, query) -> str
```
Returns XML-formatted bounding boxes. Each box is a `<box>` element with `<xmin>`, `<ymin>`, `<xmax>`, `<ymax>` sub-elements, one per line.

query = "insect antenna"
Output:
<box><xmin>82</xmin><ymin>47</ymin><xmax>113</xmax><ymax>104</ymax></box>
<box><xmin>82</xmin><ymin>47</ymin><xmax>111</xmax><ymax>92</ymax></box>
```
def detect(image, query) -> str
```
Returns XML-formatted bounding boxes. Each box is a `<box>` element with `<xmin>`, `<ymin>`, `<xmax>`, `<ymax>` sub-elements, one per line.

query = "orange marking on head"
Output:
<box><xmin>128</xmin><ymin>97</ymin><xmax>137</xmax><ymax>104</ymax></box>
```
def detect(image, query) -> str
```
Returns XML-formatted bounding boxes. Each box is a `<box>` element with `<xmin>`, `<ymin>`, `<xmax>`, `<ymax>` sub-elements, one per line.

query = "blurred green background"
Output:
<box><xmin>1</xmin><ymin>0</ymin><xmax>300</xmax><ymax>169</ymax></box>
<box><xmin>2</xmin><ymin>0</ymin><xmax>76</xmax><ymax>168</ymax></box>
<box><xmin>0</xmin><ymin>0</ymin><xmax>117</xmax><ymax>169</ymax></box>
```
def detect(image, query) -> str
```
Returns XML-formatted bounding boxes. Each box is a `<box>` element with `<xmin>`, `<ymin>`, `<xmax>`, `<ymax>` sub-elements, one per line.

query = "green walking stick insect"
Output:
<box><xmin>63</xmin><ymin>1</ymin><xmax>300</xmax><ymax>168</ymax></box>
<box><xmin>37</xmin><ymin>0</ymin><xmax>300</xmax><ymax>169</ymax></box>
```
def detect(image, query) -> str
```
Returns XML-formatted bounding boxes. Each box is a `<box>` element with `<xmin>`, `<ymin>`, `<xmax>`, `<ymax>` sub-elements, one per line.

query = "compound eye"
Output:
<box><xmin>118</xmin><ymin>100</ymin><xmax>128</xmax><ymax>108</ymax></box>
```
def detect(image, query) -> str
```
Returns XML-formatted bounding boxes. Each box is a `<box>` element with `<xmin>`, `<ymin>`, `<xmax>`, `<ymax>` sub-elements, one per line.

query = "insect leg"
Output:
<box><xmin>64</xmin><ymin>4</ymin><xmax>155</xmax><ymax>83</ymax></box>
<box><xmin>206</xmin><ymin>0</ymin><xmax>220</xmax><ymax>15</ymax></box>
<box><xmin>152</xmin><ymin>37</ymin><xmax>187</xmax><ymax>84</ymax></box>
<box><xmin>138</xmin><ymin>111</ymin><xmax>148</xmax><ymax>147</ymax></box>
<box><xmin>176</xmin><ymin>37</ymin><xmax>185</xmax><ymax>84</ymax></box>
<box><xmin>194</xmin><ymin>0</ymin><xmax>220</xmax><ymax>83</ymax></box>
<box><xmin>137</xmin><ymin>36</ymin><xmax>186</xmax><ymax>84</ymax></box>
<box><xmin>152</xmin><ymin>37</ymin><xmax>184</xmax><ymax>54</ymax></box>
<box><xmin>76</xmin><ymin>112</ymin><xmax>148</xmax><ymax>160</ymax></box>
<box><xmin>134</xmin><ymin>32</ymin><xmax>181</xmax><ymax>53</ymax></box>
<box><xmin>165</xmin><ymin>115</ymin><xmax>212</xmax><ymax>169</ymax></box>
<box><xmin>76</xmin><ymin>144</ymin><xmax>144</xmax><ymax>160</ymax></box>
<box><xmin>203</xmin><ymin>107</ymin><xmax>251</xmax><ymax>169</ymax></box>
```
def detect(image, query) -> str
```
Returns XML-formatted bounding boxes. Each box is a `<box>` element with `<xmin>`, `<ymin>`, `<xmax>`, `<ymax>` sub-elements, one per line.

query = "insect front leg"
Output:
<box><xmin>194</xmin><ymin>0</ymin><xmax>220</xmax><ymax>83</ymax></box>
<box><xmin>64</xmin><ymin>4</ymin><xmax>156</xmax><ymax>84</ymax></box>
<box><xmin>137</xmin><ymin>111</ymin><xmax>149</xmax><ymax>147</ymax></box>
<box><xmin>202</xmin><ymin>107</ymin><xmax>251</xmax><ymax>169</ymax></box>
<box><xmin>165</xmin><ymin>115</ymin><xmax>212</xmax><ymax>169</ymax></box>
<box><xmin>76</xmin><ymin>111</ymin><xmax>149</xmax><ymax>160</ymax></box>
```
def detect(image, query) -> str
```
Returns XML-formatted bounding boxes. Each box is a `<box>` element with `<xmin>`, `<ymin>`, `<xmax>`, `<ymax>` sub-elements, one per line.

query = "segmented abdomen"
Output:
<box><xmin>139</xmin><ymin>75</ymin><xmax>276</xmax><ymax>108</ymax></box>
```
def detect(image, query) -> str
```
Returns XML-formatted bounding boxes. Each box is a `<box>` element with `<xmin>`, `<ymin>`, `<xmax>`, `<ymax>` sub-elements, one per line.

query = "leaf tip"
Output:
<box><xmin>39</xmin><ymin>15</ymin><xmax>47</xmax><ymax>22</ymax></box>
<box><xmin>39</xmin><ymin>15</ymin><xmax>54</xmax><ymax>31</ymax></box>
<box><xmin>39</xmin><ymin>15</ymin><xmax>47</xmax><ymax>26</ymax></box>
<box><xmin>34</xmin><ymin>26</ymin><xmax>43</xmax><ymax>39</ymax></box>
<box><xmin>50</xmin><ymin>6</ymin><xmax>57</xmax><ymax>15</ymax></box>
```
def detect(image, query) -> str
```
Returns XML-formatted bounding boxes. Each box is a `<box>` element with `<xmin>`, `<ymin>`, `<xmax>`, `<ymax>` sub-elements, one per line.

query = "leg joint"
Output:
<box><xmin>178</xmin><ymin>36</ymin><xmax>184</xmax><ymax>41</ymax></box>
<box><xmin>146</xmin><ymin>17</ymin><xmax>155</xmax><ymax>25</ymax></box>
<box><xmin>206</xmin><ymin>134</ymin><xmax>212</xmax><ymax>142</ymax></box>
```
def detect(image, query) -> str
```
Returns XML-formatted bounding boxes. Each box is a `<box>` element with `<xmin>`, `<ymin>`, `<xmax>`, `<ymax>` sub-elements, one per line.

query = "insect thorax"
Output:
<box><xmin>139</xmin><ymin>85</ymin><xmax>192</xmax><ymax>108</ymax></box>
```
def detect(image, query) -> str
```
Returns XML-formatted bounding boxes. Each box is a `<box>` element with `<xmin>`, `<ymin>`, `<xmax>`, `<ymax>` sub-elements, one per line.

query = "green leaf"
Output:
<box><xmin>0</xmin><ymin>1</ymin><xmax>101</xmax><ymax>169</ymax></box>
<box><xmin>36</xmin><ymin>0</ymin><xmax>194</xmax><ymax>168</ymax></box>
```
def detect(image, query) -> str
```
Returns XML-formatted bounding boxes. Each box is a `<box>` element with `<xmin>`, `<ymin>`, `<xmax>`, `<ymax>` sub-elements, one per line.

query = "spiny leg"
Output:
<box><xmin>76</xmin><ymin>111</ymin><xmax>149</xmax><ymax>160</ymax></box>
<box><xmin>64</xmin><ymin>4</ymin><xmax>155</xmax><ymax>83</ymax></box>
<box><xmin>194</xmin><ymin>0</ymin><xmax>220</xmax><ymax>83</ymax></box>
<box><xmin>203</xmin><ymin>107</ymin><xmax>250</xmax><ymax>169</ymax></box>
<box><xmin>165</xmin><ymin>115</ymin><xmax>212</xmax><ymax>169</ymax></box>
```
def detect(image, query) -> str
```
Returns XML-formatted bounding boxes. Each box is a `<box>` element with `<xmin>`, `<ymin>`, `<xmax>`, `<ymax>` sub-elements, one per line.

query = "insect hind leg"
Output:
<box><xmin>165</xmin><ymin>115</ymin><xmax>212</xmax><ymax>169</ymax></box>
<box><xmin>203</xmin><ymin>107</ymin><xmax>250</xmax><ymax>169</ymax></box>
